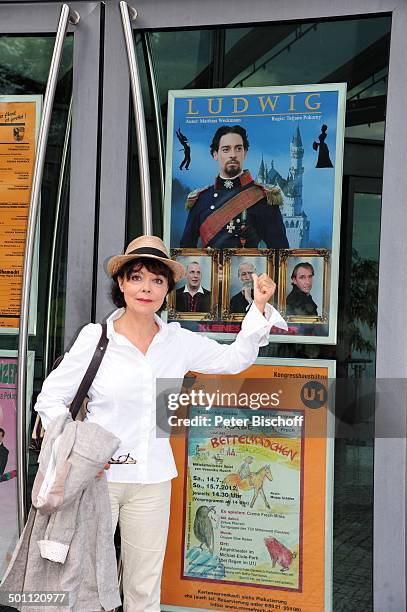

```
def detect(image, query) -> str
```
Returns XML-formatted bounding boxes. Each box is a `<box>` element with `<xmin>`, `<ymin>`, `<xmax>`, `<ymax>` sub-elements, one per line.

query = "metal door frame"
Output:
<box><xmin>0</xmin><ymin>0</ymin><xmax>102</xmax><ymax>531</ymax></box>
<box><xmin>0</xmin><ymin>1</ymin><xmax>102</xmax><ymax>345</ymax></box>
<box><xmin>96</xmin><ymin>2</ymin><xmax>407</xmax><ymax>611</ymax></box>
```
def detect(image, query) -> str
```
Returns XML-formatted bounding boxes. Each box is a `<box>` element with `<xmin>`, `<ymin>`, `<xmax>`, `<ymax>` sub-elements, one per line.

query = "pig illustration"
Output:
<box><xmin>264</xmin><ymin>537</ymin><xmax>296</xmax><ymax>572</ymax></box>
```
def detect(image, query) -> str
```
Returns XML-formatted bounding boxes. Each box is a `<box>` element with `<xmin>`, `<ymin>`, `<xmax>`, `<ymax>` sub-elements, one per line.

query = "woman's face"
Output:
<box><xmin>118</xmin><ymin>264</ymin><xmax>169</xmax><ymax>315</ymax></box>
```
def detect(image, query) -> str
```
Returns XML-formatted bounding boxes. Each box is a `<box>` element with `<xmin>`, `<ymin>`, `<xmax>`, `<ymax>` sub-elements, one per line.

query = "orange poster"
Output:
<box><xmin>161</xmin><ymin>359</ymin><xmax>335</xmax><ymax>612</ymax></box>
<box><xmin>0</xmin><ymin>97</ymin><xmax>40</xmax><ymax>331</ymax></box>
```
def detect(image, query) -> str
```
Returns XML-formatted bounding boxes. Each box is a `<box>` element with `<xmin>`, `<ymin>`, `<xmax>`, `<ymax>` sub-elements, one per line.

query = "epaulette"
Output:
<box><xmin>185</xmin><ymin>185</ymin><xmax>210</xmax><ymax>211</ymax></box>
<box><xmin>254</xmin><ymin>182</ymin><xmax>284</xmax><ymax>206</ymax></box>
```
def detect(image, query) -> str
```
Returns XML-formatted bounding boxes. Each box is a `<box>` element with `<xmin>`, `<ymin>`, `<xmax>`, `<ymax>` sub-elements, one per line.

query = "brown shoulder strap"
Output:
<box><xmin>70</xmin><ymin>323</ymin><xmax>109</xmax><ymax>420</ymax></box>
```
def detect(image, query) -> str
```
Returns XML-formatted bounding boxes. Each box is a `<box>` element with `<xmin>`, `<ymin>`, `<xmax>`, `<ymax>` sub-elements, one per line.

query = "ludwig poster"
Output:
<box><xmin>161</xmin><ymin>359</ymin><xmax>335</xmax><ymax>612</ymax></box>
<box><xmin>163</xmin><ymin>85</ymin><xmax>346</xmax><ymax>344</ymax></box>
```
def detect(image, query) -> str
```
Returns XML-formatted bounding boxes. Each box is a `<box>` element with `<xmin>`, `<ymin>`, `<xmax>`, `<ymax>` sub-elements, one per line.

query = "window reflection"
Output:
<box><xmin>0</xmin><ymin>36</ymin><xmax>73</xmax><ymax>92</ymax></box>
<box><xmin>225</xmin><ymin>18</ymin><xmax>390</xmax><ymax>90</ymax></box>
<box><xmin>149</xmin><ymin>30</ymin><xmax>214</xmax><ymax>104</ymax></box>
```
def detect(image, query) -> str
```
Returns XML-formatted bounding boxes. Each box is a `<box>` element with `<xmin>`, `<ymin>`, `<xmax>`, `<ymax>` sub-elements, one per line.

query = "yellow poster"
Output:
<box><xmin>0</xmin><ymin>97</ymin><xmax>41</xmax><ymax>331</ymax></box>
<box><xmin>162</xmin><ymin>359</ymin><xmax>335</xmax><ymax>612</ymax></box>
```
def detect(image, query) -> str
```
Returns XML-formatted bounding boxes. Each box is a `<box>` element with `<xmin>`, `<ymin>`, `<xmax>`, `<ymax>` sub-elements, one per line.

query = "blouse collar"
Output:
<box><xmin>106</xmin><ymin>308</ymin><xmax>168</xmax><ymax>347</ymax></box>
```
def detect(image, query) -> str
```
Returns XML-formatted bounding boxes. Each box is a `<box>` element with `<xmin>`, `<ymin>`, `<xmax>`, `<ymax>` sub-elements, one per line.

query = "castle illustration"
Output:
<box><xmin>256</xmin><ymin>125</ymin><xmax>310</xmax><ymax>248</ymax></box>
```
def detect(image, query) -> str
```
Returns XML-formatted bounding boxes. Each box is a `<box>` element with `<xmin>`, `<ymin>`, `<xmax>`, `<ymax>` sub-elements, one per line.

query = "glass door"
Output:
<box><xmin>0</xmin><ymin>1</ymin><xmax>102</xmax><ymax>579</ymax></box>
<box><xmin>86</xmin><ymin>0</ymin><xmax>407</xmax><ymax>609</ymax></box>
<box><xmin>118</xmin><ymin>10</ymin><xmax>390</xmax><ymax>612</ymax></box>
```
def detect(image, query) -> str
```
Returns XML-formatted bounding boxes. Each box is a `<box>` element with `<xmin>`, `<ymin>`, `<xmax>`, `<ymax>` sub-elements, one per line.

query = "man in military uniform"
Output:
<box><xmin>180</xmin><ymin>125</ymin><xmax>289</xmax><ymax>249</ymax></box>
<box><xmin>286</xmin><ymin>262</ymin><xmax>318</xmax><ymax>316</ymax></box>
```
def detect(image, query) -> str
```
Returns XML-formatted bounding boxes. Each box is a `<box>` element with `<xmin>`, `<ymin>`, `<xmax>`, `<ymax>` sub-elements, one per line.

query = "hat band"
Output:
<box><xmin>127</xmin><ymin>247</ymin><xmax>169</xmax><ymax>259</ymax></box>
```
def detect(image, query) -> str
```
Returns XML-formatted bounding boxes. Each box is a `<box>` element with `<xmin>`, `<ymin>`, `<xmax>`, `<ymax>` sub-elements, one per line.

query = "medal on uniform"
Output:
<box><xmin>239</xmin><ymin>208</ymin><xmax>249</xmax><ymax>247</ymax></box>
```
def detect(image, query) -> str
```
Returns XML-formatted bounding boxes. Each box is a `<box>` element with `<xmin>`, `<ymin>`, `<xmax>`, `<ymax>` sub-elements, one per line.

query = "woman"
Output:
<box><xmin>35</xmin><ymin>235</ymin><xmax>287</xmax><ymax>612</ymax></box>
<box><xmin>314</xmin><ymin>123</ymin><xmax>333</xmax><ymax>168</ymax></box>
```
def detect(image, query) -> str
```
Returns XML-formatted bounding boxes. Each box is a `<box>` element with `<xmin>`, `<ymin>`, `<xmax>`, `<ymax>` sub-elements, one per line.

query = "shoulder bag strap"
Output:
<box><xmin>69</xmin><ymin>323</ymin><xmax>109</xmax><ymax>420</ymax></box>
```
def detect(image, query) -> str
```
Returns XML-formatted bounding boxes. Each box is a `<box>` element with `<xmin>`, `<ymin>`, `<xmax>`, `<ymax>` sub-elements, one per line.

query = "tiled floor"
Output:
<box><xmin>333</xmin><ymin>441</ymin><xmax>373</xmax><ymax>611</ymax></box>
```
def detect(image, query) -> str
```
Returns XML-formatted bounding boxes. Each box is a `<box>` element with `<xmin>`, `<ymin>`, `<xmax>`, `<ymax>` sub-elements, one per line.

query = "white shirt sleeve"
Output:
<box><xmin>183</xmin><ymin>303</ymin><xmax>287</xmax><ymax>375</ymax></box>
<box><xmin>34</xmin><ymin>324</ymin><xmax>101</xmax><ymax>429</ymax></box>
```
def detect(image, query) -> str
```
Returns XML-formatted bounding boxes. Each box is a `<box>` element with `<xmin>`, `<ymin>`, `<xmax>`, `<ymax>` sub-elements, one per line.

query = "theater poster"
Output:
<box><xmin>161</xmin><ymin>358</ymin><xmax>335</xmax><ymax>612</ymax></box>
<box><xmin>163</xmin><ymin>85</ymin><xmax>346</xmax><ymax>344</ymax></box>
<box><xmin>0</xmin><ymin>95</ymin><xmax>41</xmax><ymax>334</ymax></box>
<box><xmin>0</xmin><ymin>350</ymin><xmax>34</xmax><ymax>580</ymax></box>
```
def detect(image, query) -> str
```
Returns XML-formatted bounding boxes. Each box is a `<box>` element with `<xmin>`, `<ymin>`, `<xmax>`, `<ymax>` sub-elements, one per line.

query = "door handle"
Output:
<box><xmin>44</xmin><ymin>96</ymin><xmax>73</xmax><ymax>377</ymax></box>
<box><xmin>119</xmin><ymin>1</ymin><xmax>153</xmax><ymax>235</ymax></box>
<box><xmin>16</xmin><ymin>4</ymin><xmax>80</xmax><ymax>532</ymax></box>
<box><xmin>143</xmin><ymin>32</ymin><xmax>165</xmax><ymax>208</ymax></box>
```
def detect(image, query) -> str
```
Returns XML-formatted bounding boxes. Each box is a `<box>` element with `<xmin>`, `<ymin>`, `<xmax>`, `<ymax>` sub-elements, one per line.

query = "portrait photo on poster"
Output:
<box><xmin>221</xmin><ymin>249</ymin><xmax>275</xmax><ymax>321</ymax></box>
<box><xmin>278</xmin><ymin>249</ymin><xmax>330</xmax><ymax>327</ymax></box>
<box><xmin>168</xmin><ymin>248</ymin><xmax>219</xmax><ymax>321</ymax></box>
<box><xmin>163</xmin><ymin>84</ymin><xmax>346</xmax><ymax>343</ymax></box>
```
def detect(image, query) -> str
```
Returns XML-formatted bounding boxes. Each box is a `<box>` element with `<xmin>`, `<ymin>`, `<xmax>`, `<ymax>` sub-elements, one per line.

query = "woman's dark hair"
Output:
<box><xmin>111</xmin><ymin>257</ymin><xmax>175</xmax><ymax>310</ymax></box>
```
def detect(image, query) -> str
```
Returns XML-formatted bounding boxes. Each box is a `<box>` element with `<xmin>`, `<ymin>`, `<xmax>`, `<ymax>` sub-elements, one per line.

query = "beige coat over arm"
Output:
<box><xmin>0</xmin><ymin>414</ymin><xmax>121</xmax><ymax>612</ymax></box>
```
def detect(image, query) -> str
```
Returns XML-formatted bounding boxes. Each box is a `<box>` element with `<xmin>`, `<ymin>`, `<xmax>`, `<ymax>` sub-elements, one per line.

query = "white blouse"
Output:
<box><xmin>34</xmin><ymin>303</ymin><xmax>287</xmax><ymax>483</ymax></box>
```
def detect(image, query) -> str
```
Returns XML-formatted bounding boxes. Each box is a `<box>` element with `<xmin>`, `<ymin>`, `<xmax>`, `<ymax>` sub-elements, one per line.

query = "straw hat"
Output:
<box><xmin>107</xmin><ymin>235</ymin><xmax>185</xmax><ymax>282</ymax></box>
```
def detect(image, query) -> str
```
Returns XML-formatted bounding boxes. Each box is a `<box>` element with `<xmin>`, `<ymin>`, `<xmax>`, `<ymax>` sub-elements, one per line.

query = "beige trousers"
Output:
<box><xmin>108</xmin><ymin>481</ymin><xmax>171</xmax><ymax>612</ymax></box>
